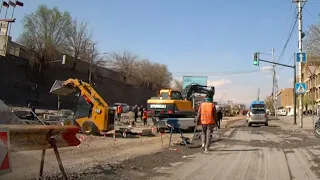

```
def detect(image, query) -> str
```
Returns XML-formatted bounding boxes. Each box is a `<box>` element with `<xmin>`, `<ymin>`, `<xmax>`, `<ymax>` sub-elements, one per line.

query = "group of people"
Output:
<box><xmin>115</xmin><ymin>104</ymin><xmax>148</xmax><ymax>126</ymax></box>
<box><xmin>115</xmin><ymin>98</ymin><xmax>222</xmax><ymax>152</ymax></box>
<box><xmin>196</xmin><ymin>97</ymin><xmax>223</xmax><ymax>153</ymax></box>
<box><xmin>132</xmin><ymin>105</ymin><xmax>148</xmax><ymax>126</ymax></box>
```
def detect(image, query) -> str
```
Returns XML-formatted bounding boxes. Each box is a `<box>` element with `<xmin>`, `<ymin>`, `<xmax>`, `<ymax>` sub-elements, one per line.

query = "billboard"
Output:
<box><xmin>182</xmin><ymin>76</ymin><xmax>207</xmax><ymax>89</ymax></box>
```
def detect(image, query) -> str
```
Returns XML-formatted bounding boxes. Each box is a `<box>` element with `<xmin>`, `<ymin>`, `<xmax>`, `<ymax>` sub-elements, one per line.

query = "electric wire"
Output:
<box><xmin>277</xmin><ymin>54</ymin><xmax>295</xmax><ymax>72</ymax></box>
<box><xmin>305</xmin><ymin>8</ymin><xmax>317</xmax><ymax>21</ymax></box>
<box><xmin>277</xmin><ymin>11</ymin><xmax>298</xmax><ymax>63</ymax></box>
<box><xmin>173</xmin><ymin>69</ymin><xmax>272</xmax><ymax>76</ymax></box>
<box><xmin>277</xmin><ymin>2</ymin><xmax>306</xmax><ymax>64</ymax></box>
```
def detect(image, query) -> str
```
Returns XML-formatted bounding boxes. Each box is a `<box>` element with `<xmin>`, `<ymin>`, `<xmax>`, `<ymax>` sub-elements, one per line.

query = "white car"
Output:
<box><xmin>112</xmin><ymin>103</ymin><xmax>130</xmax><ymax>113</ymax></box>
<box><xmin>277</xmin><ymin>109</ymin><xmax>287</xmax><ymax>116</ymax></box>
<box><xmin>247</xmin><ymin>109</ymin><xmax>268</xmax><ymax>126</ymax></box>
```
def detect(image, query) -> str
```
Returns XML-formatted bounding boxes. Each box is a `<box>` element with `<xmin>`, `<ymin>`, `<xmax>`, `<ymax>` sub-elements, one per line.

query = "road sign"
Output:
<box><xmin>0</xmin><ymin>128</ymin><xmax>11</xmax><ymax>175</ymax></box>
<box><xmin>296</xmin><ymin>52</ymin><xmax>307</xmax><ymax>63</ymax></box>
<box><xmin>295</xmin><ymin>83</ymin><xmax>306</xmax><ymax>94</ymax></box>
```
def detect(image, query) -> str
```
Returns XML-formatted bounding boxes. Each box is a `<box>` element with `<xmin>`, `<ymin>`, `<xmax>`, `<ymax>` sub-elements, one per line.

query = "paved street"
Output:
<box><xmin>114</xmin><ymin>118</ymin><xmax>320</xmax><ymax>180</ymax></box>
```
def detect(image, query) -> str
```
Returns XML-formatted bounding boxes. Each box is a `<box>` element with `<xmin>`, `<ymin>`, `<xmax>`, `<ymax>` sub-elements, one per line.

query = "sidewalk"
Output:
<box><xmin>274</xmin><ymin>115</ymin><xmax>317</xmax><ymax>132</ymax></box>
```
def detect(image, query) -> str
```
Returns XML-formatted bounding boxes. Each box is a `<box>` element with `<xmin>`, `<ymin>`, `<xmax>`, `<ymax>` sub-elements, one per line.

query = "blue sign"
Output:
<box><xmin>296</xmin><ymin>52</ymin><xmax>307</xmax><ymax>63</ymax></box>
<box><xmin>295</xmin><ymin>83</ymin><xmax>306</xmax><ymax>94</ymax></box>
<box><xmin>182</xmin><ymin>76</ymin><xmax>207</xmax><ymax>89</ymax></box>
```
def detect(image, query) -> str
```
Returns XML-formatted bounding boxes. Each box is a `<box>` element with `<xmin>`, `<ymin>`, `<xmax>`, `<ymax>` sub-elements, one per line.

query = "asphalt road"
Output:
<box><xmin>118</xmin><ymin>119</ymin><xmax>320</xmax><ymax>180</ymax></box>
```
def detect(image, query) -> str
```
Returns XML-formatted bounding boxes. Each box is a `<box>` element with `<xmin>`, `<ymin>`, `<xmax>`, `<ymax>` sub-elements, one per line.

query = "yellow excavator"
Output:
<box><xmin>50</xmin><ymin>78</ymin><xmax>115</xmax><ymax>135</ymax></box>
<box><xmin>147</xmin><ymin>84</ymin><xmax>215</xmax><ymax>120</ymax></box>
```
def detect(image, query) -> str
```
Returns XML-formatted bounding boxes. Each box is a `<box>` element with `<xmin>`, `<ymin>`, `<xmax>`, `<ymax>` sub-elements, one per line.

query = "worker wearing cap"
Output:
<box><xmin>196</xmin><ymin>97</ymin><xmax>218</xmax><ymax>152</ymax></box>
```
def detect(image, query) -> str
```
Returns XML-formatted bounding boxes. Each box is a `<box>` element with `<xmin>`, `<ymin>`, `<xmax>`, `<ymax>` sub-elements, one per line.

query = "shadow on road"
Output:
<box><xmin>211</xmin><ymin>148</ymin><xmax>261</xmax><ymax>152</ymax></box>
<box><xmin>250</xmin><ymin>125</ymin><xmax>280</xmax><ymax>128</ymax></box>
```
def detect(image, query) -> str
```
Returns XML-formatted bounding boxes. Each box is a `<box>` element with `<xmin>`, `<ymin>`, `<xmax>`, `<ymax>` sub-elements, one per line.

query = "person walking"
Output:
<box><xmin>116</xmin><ymin>105</ymin><xmax>122</xmax><ymax>121</ymax></box>
<box><xmin>133</xmin><ymin>105</ymin><xmax>138</xmax><ymax>122</ymax></box>
<box><xmin>142</xmin><ymin>108</ymin><xmax>148</xmax><ymax>126</ymax></box>
<box><xmin>196</xmin><ymin>97</ymin><xmax>218</xmax><ymax>152</ymax></box>
<box><xmin>140</xmin><ymin>105</ymin><xmax>144</xmax><ymax>121</ymax></box>
<box><xmin>217</xmin><ymin>108</ymin><xmax>223</xmax><ymax>129</ymax></box>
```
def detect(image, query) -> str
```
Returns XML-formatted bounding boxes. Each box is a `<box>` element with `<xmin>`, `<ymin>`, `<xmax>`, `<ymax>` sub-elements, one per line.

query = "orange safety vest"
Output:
<box><xmin>200</xmin><ymin>102</ymin><xmax>215</xmax><ymax>125</ymax></box>
<box><xmin>143</xmin><ymin>110</ymin><xmax>148</xmax><ymax>119</ymax></box>
<box><xmin>117</xmin><ymin>106</ymin><xmax>122</xmax><ymax>114</ymax></box>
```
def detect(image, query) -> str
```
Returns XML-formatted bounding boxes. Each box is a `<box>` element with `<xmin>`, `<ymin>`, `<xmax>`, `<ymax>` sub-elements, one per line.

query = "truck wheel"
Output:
<box><xmin>81</xmin><ymin>121</ymin><xmax>97</xmax><ymax>135</ymax></box>
<box><xmin>315</xmin><ymin>125</ymin><xmax>320</xmax><ymax>138</ymax></box>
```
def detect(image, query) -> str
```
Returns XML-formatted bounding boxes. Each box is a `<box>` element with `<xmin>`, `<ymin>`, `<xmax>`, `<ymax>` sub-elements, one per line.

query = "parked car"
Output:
<box><xmin>277</xmin><ymin>109</ymin><xmax>287</xmax><ymax>116</ymax></box>
<box><xmin>112</xmin><ymin>103</ymin><xmax>130</xmax><ymax>113</ymax></box>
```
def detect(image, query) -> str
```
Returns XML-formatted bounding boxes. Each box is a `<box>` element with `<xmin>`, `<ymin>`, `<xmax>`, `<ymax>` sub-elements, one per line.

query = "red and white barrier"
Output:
<box><xmin>0</xmin><ymin>128</ymin><xmax>11</xmax><ymax>175</ymax></box>
<box><xmin>0</xmin><ymin>124</ymin><xmax>81</xmax><ymax>179</ymax></box>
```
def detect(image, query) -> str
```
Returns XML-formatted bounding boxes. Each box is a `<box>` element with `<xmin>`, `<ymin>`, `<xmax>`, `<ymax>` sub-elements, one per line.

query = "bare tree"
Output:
<box><xmin>264</xmin><ymin>97</ymin><xmax>274</xmax><ymax>111</ymax></box>
<box><xmin>133</xmin><ymin>59</ymin><xmax>152</xmax><ymax>86</ymax></box>
<box><xmin>65</xmin><ymin>18</ymin><xmax>93</xmax><ymax>70</ymax></box>
<box><xmin>149</xmin><ymin>63</ymin><xmax>172</xmax><ymax>88</ymax></box>
<box><xmin>105</xmin><ymin>51</ymin><xmax>138</xmax><ymax>82</ymax></box>
<box><xmin>18</xmin><ymin>4</ymin><xmax>72</xmax><ymax>75</ymax></box>
<box><xmin>305</xmin><ymin>23</ymin><xmax>320</xmax><ymax>57</ymax></box>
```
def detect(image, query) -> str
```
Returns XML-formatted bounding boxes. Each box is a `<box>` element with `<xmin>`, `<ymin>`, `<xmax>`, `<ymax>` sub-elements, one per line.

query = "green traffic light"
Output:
<box><xmin>253</xmin><ymin>52</ymin><xmax>259</xmax><ymax>66</ymax></box>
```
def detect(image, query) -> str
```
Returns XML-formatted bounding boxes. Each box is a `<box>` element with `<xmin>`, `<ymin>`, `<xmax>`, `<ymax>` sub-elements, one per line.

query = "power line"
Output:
<box><xmin>173</xmin><ymin>69</ymin><xmax>272</xmax><ymax>76</ymax></box>
<box><xmin>277</xmin><ymin>53</ymin><xmax>295</xmax><ymax>72</ymax></box>
<box><xmin>277</xmin><ymin>11</ymin><xmax>298</xmax><ymax>63</ymax></box>
<box><xmin>304</xmin><ymin>8</ymin><xmax>317</xmax><ymax>21</ymax></box>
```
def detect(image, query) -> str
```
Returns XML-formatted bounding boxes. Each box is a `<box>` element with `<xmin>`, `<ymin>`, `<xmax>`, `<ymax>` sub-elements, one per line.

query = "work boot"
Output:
<box><xmin>201</xmin><ymin>143</ymin><xmax>205</xmax><ymax>149</ymax></box>
<box><xmin>204</xmin><ymin>148</ymin><xmax>209</xmax><ymax>153</ymax></box>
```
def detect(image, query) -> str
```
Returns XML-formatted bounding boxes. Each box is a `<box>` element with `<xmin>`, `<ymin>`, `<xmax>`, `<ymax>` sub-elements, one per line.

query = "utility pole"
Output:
<box><xmin>88</xmin><ymin>43</ymin><xmax>95</xmax><ymax>84</ymax></box>
<box><xmin>272</xmin><ymin>48</ymin><xmax>278</xmax><ymax>120</ymax></box>
<box><xmin>293</xmin><ymin>0</ymin><xmax>305</xmax><ymax>128</ymax></box>
<box><xmin>257</xmin><ymin>88</ymin><xmax>260</xmax><ymax>101</ymax></box>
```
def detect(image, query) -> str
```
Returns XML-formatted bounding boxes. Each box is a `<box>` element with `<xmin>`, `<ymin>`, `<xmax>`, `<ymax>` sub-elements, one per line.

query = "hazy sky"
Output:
<box><xmin>7</xmin><ymin>0</ymin><xmax>320</xmax><ymax>104</ymax></box>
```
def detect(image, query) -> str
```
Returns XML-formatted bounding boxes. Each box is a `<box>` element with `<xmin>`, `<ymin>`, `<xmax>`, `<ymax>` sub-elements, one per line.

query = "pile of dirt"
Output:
<box><xmin>0</xmin><ymin>99</ymin><xmax>25</xmax><ymax>124</ymax></box>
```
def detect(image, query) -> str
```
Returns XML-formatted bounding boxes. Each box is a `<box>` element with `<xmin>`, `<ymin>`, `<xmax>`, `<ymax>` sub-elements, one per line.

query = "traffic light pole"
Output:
<box><xmin>257</xmin><ymin>58</ymin><xmax>297</xmax><ymax>125</ymax></box>
<box><xmin>258</xmin><ymin>59</ymin><xmax>294</xmax><ymax>68</ymax></box>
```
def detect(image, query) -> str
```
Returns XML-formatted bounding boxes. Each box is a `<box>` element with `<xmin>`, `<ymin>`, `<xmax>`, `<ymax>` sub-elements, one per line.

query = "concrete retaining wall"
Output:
<box><xmin>0</xmin><ymin>55</ymin><xmax>155</xmax><ymax>110</ymax></box>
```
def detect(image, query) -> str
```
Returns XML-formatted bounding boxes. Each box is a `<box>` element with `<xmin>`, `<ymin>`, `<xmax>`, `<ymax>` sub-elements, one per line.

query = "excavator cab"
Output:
<box><xmin>50</xmin><ymin>79</ymin><xmax>115</xmax><ymax>135</ymax></box>
<box><xmin>158</xmin><ymin>89</ymin><xmax>183</xmax><ymax>100</ymax></box>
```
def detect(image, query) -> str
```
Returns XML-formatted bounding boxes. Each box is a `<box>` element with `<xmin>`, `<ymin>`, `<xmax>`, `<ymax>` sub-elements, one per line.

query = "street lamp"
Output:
<box><xmin>48</xmin><ymin>54</ymin><xmax>66</xmax><ymax>112</ymax></box>
<box><xmin>49</xmin><ymin>55</ymin><xmax>66</xmax><ymax>65</ymax></box>
<box><xmin>88</xmin><ymin>47</ymin><xmax>108</xmax><ymax>84</ymax></box>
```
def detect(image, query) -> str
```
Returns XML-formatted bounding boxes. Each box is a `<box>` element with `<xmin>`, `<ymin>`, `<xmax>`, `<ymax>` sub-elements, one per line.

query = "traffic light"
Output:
<box><xmin>253</xmin><ymin>52</ymin><xmax>259</xmax><ymax>66</ymax></box>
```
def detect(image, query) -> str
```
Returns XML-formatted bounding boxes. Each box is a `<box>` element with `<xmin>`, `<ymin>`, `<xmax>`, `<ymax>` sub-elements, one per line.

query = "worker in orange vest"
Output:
<box><xmin>196</xmin><ymin>97</ymin><xmax>218</xmax><ymax>152</ymax></box>
<box><xmin>116</xmin><ymin>105</ymin><xmax>122</xmax><ymax>121</ymax></box>
<box><xmin>142</xmin><ymin>108</ymin><xmax>148</xmax><ymax>126</ymax></box>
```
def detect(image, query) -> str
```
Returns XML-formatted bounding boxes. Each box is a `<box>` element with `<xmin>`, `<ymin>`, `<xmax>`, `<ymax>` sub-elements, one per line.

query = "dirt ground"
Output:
<box><xmin>1</xmin><ymin>116</ymin><xmax>243</xmax><ymax>180</ymax></box>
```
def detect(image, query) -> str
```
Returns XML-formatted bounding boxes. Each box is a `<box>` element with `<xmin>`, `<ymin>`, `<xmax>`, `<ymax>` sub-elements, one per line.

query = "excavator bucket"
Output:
<box><xmin>50</xmin><ymin>80</ymin><xmax>76</xmax><ymax>96</ymax></box>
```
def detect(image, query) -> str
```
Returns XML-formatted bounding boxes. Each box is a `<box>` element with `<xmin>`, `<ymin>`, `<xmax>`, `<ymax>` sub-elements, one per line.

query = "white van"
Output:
<box><xmin>277</xmin><ymin>109</ymin><xmax>287</xmax><ymax>116</ymax></box>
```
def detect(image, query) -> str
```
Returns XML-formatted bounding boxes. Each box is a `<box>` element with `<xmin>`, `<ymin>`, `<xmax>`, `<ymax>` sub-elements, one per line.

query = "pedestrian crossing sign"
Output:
<box><xmin>295</xmin><ymin>83</ymin><xmax>306</xmax><ymax>94</ymax></box>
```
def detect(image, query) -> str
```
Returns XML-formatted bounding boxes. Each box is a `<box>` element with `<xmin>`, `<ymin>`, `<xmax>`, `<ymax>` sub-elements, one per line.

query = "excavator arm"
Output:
<box><xmin>181</xmin><ymin>83</ymin><xmax>215</xmax><ymax>101</ymax></box>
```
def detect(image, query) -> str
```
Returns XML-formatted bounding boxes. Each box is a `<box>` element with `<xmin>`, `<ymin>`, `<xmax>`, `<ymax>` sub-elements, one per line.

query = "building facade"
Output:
<box><xmin>302</xmin><ymin>57</ymin><xmax>320</xmax><ymax>110</ymax></box>
<box><xmin>275</xmin><ymin>88</ymin><xmax>294</xmax><ymax>113</ymax></box>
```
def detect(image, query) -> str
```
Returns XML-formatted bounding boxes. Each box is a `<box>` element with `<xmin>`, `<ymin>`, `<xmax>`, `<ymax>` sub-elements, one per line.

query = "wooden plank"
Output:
<box><xmin>0</xmin><ymin>125</ymin><xmax>80</xmax><ymax>151</ymax></box>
